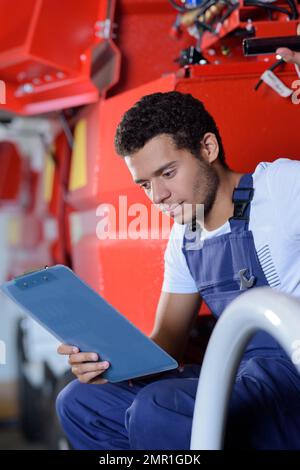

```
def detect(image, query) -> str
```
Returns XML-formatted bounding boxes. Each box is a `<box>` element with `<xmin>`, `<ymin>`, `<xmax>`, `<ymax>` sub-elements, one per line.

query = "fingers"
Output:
<box><xmin>57</xmin><ymin>344</ymin><xmax>110</xmax><ymax>384</ymax></box>
<box><xmin>71</xmin><ymin>361</ymin><xmax>109</xmax><ymax>375</ymax></box>
<box><xmin>72</xmin><ymin>362</ymin><xmax>110</xmax><ymax>383</ymax></box>
<box><xmin>276</xmin><ymin>48</ymin><xmax>300</xmax><ymax>66</ymax></box>
<box><xmin>57</xmin><ymin>344</ymin><xmax>79</xmax><ymax>355</ymax></box>
<box><xmin>70</xmin><ymin>356</ymin><xmax>110</xmax><ymax>384</ymax></box>
<box><xmin>57</xmin><ymin>346</ymin><xmax>101</xmax><ymax>364</ymax></box>
<box><xmin>68</xmin><ymin>352</ymin><xmax>99</xmax><ymax>364</ymax></box>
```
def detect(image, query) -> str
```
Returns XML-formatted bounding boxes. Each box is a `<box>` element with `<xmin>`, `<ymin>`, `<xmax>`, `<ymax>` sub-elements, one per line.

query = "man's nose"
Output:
<box><xmin>151</xmin><ymin>180</ymin><xmax>171</xmax><ymax>205</ymax></box>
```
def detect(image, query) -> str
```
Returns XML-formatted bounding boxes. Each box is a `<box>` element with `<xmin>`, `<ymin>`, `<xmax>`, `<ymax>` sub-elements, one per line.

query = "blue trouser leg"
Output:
<box><xmin>56</xmin><ymin>378</ymin><xmax>145</xmax><ymax>450</ymax></box>
<box><xmin>57</xmin><ymin>356</ymin><xmax>300</xmax><ymax>450</ymax></box>
<box><xmin>126</xmin><ymin>354</ymin><xmax>300</xmax><ymax>450</ymax></box>
<box><xmin>56</xmin><ymin>364</ymin><xmax>201</xmax><ymax>450</ymax></box>
<box><xmin>125</xmin><ymin>375</ymin><xmax>199</xmax><ymax>449</ymax></box>
<box><xmin>225</xmin><ymin>354</ymin><xmax>300</xmax><ymax>450</ymax></box>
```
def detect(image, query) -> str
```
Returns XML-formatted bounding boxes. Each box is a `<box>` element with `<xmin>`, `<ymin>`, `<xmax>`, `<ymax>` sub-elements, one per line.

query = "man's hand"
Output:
<box><xmin>276</xmin><ymin>48</ymin><xmax>300</xmax><ymax>66</ymax></box>
<box><xmin>57</xmin><ymin>344</ymin><xmax>110</xmax><ymax>384</ymax></box>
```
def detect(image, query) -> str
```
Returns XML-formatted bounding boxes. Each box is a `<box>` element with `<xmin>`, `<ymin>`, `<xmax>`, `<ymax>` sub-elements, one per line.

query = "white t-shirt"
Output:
<box><xmin>162</xmin><ymin>158</ymin><xmax>300</xmax><ymax>299</ymax></box>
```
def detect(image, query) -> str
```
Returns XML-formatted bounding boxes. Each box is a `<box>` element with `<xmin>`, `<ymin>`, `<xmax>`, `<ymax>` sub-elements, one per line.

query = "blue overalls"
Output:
<box><xmin>56</xmin><ymin>173</ymin><xmax>300</xmax><ymax>450</ymax></box>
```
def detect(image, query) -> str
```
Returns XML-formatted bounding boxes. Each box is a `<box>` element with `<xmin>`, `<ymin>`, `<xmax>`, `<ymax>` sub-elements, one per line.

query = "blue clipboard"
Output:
<box><xmin>1</xmin><ymin>264</ymin><xmax>178</xmax><ymax>382</ymax></box>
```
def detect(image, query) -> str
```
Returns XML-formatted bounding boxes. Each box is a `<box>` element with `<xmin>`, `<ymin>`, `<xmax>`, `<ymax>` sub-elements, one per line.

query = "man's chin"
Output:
<box><xmin>162</xmin><ymin>203</ymin><xmax>203</xmax><ymax>225</ymax></box>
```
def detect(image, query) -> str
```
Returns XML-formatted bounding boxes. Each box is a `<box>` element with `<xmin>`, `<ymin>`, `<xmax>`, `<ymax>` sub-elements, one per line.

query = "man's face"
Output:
<box><xmin>125</xmin><ymin>134</ymin><xmax>219</xmax><ymax>224</ymax></box>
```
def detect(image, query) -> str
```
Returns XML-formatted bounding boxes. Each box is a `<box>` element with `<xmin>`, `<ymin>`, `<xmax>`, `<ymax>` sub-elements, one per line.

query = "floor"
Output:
<box><xmin>0</xmin><ymin>422</ymin><xmax>47</xmax><ymax>450</ymax></box>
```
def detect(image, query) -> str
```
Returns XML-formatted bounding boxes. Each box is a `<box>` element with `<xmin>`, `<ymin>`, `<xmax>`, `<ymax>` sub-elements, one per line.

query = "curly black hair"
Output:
<box><xmin>114</xmin><ymin>91</ymin><xmax>227</xmax><ymax>167</ymax></box>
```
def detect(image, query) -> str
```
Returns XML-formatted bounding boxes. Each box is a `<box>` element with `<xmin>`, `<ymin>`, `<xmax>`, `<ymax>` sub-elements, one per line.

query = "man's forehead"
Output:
<box><xmin>128</xmin><ymin>134</ymin><xmax>177</xmax><ymax>158</ymax></box>
<box><xmin>124</xmin><ymin>135</ymin><xmax>179</xmax><ymax>175</ymax></box>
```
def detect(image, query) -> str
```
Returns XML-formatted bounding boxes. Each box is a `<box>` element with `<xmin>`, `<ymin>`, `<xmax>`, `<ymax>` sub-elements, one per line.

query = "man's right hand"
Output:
<box><xmin>57</xmin><ymin>344</ymin><xmax>110</xmax><ymax>384</ymax></box>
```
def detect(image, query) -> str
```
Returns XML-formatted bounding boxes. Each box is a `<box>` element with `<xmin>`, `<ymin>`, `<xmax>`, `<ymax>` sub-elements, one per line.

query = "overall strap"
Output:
<box><xmin>229</xmin><ymin>173</ymin><xmax>254</xmax><ymax>232</ymax></box>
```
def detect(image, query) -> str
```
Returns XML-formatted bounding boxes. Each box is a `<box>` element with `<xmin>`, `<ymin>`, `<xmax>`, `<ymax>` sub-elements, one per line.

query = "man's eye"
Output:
<box><xmin>140</xmin><ymin>182</ymin><xmax>151</xmax><ymax>191</ymax></box>
<box><xmin>163</xmin><ymin>169</ymin><xmax>176</xmax><ymax>178</ymax></box>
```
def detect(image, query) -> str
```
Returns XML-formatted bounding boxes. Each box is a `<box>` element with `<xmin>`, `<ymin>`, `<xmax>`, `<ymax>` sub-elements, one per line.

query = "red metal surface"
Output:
<box><xmin>181</xmin><ymin>62</ymin><xmax>300</xmax><ymax>171</ymax></box>
<box><xmin>33</xmin><ymin>131</ymin><xmax>73</xmax><ymax>266</ymax></box>
<box><xmin>108</xmin><ymin>0</ymin><xmax>195</xmax><ymax>96</ymax></box>
<box><xmin>0</xmin><ymin>142</ymin><xmax>22</xmax><ymax>203</ymax></box>
<box><xmin>200</xmin><ymin>3</ymin><xmax>299</xmax><ymax>50</ymax></box>
<box><xmin>0</xmin><ymin>0</ymin><xmax>117</xmax><ymax>114</ymax></box>
<box><xmin>109</xmin><ymin>1</ymin><xmax>300</xmax><ymax>97</ymax></box>
<box><xmin>48</xmin><ymin>133</ymin><xmax>73</xmax><ymax>266</ymax></box>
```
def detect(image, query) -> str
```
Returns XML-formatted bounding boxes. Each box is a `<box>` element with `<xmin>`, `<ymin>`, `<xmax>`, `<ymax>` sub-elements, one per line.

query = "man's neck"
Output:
<box><xmin>204</xmin><ymin>167</ymin><xmax>244</xmax><ymax>232</ymax></box>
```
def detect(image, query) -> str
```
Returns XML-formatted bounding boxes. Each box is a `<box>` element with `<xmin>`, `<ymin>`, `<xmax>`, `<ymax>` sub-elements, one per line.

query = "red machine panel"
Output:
<box><xmin>0</xmin><ymin>0</ymin><xmax>118</xmax><ymax>114</ymax></box>
<box><xmin>178</xmin><ymin>61</ymin><xmax>300</xmax><ymax>171</ymax></box>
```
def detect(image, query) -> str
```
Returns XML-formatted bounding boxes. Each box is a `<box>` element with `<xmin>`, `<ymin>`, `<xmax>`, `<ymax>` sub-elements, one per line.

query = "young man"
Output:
<box><xmin>56</xmin><ymin>90</ymin><xmax>300</xmax><ymax>450</ymax></box>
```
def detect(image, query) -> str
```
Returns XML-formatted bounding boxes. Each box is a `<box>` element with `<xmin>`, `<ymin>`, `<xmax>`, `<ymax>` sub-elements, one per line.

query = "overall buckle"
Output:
<box><xmin>231</xmin><ymin>187</ymin><xmax>254</xmax><ymax>220</ymax></box>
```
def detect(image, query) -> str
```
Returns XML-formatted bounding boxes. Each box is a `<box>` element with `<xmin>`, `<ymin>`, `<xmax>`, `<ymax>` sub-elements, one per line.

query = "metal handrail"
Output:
<box><xmin>190</xmin><ymin>287</ymin><xmax>300</xmax><ymax>450</ymax></box>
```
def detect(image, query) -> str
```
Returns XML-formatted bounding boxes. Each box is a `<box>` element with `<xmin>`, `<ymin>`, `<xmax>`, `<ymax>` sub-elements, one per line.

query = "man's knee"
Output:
<box><xmin>56</xmin><ymin>379</ymin><xmax>142</xmax><ymax>450</ymax></box>
<box><xmin>127</xmin><ymin>378</ymin><xmax>197</xmax><ymax>424</ymax></box>
<box><xmin>127</xmin><ymin>380</ymin><xmax>175</xmax><ymax>421</ymax></box>
<box><xmin>56</xmin><ymin>379</ymin><xmax>82</xmax><ymax>422</ymax></box>
<box><xmin>125</xmin><ymin>379</ymin><xmax>195</xmax><ymax>449</ymax></box>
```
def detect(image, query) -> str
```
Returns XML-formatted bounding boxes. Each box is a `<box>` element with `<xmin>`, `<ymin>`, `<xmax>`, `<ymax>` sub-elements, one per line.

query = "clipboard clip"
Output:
<box><xmin>13</xmin><ymin>266</ymin><xmax>53</xmax><ymax>289</ymax></box>
<box><xmin>14</xmin><ymin>266</ymin><xmax>49</xmax><ymax>281</ymax></box>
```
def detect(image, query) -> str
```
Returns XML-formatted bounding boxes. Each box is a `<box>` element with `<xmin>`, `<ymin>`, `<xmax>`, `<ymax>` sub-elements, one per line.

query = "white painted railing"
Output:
<box><xmin>190</xmin><ymin>287</ymin><xmax>300</xmax><ymax>450</ymax></box>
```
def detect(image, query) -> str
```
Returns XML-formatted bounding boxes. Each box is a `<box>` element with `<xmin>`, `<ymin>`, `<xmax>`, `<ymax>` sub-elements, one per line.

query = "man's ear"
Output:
<box><xmin>200</xmin><ymin>133</ymin><xmax>219</xmax><ymax>164</ymax></box>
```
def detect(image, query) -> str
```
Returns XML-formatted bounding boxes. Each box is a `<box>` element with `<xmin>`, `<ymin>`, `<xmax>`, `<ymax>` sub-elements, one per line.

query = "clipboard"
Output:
<box><xmin>1</xmin><ymin>264</ymin><xmax>178</xmax><ymax>382</ymax></box>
